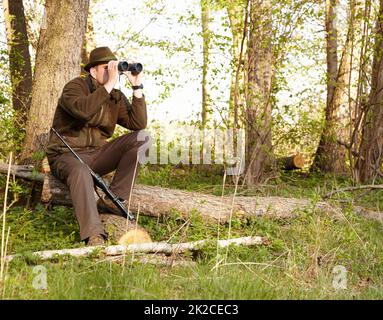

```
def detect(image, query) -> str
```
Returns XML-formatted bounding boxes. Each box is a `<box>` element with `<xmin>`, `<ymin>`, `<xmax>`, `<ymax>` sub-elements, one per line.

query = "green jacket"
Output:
<box><xmin>46</xmin><ymin>75</ymin><xmax>147</xmax><ymax>161</ymax></box>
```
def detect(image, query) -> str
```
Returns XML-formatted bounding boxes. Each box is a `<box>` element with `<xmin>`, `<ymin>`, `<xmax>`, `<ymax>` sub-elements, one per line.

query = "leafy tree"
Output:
<box><xmin>2</xmin><ymin>0</ymin><xmax>32</xmax><ymax>142</ymax></box>
<box><xmin>21</xmin><ymin>0</ymin><xmax>90</xmax><ymax>162</ymax></box>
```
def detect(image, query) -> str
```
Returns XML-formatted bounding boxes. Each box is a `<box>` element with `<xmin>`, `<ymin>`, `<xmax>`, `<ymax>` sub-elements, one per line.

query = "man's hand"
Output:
<box><xmin>122</xmin><ymin>59</ymin><xmax>143</xmax><ymax>98</ymax></box>
<box><xmin>104</xmin><ymin>61</ymin><xmax>119</xmax><ymax>93</ymax></box>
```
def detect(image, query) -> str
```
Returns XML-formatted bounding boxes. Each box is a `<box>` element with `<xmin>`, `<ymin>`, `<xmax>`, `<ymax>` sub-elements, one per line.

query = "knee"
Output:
<box><xmin>67</xmin><ymin>163</ymin><xmax>91</xmax><ymax>184</ymax></box>
<box><xmin>136</xmin><ymin>130</ymin><xmax>154</xmax><ymax>164</ymax></box>
<box><xmin>124</xmin><ymin>130</ymin><xmax>152</xmax><ymax>151</ymax></box>
<box><xmin>136</xmin><ymin>129</ymin><xmax>152</xmax><ymax>148</ymax></box>
<box><xmin>128</xmin><ymin>129</ymin><xmax>152</xmax><ymax>146</ymax></box>
<box><xmin>119</xmin><ymin>131</ymin><xmax>153</xmax><ymax>164</ymax></box>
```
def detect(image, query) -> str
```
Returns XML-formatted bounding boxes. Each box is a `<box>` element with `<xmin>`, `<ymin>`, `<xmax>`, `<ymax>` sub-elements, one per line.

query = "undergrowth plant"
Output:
<box><xmin>0</xmin><ymin>166</ymin><xmax>381</xmax><ymax>299</ymax></box>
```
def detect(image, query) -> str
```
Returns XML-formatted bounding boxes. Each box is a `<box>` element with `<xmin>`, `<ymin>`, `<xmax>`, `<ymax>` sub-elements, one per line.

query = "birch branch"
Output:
<box><xmin>6</xmin><ymin>236</ymin><xmax>267</xmax><ymax>262</ymax></box>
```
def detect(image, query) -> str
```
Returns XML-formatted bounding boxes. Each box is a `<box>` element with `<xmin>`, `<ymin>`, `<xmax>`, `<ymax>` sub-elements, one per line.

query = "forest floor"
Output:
<box><xmin>0</xmin><ymin>166</ymin><xmax>382</xmax><ymax>299</ymax></box>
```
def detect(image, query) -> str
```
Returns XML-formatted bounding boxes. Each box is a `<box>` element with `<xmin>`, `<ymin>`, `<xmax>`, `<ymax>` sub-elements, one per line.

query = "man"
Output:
<box><xmin>46</xmin><ymin>46</ymin><xmax>149</xmax><ymax>246</ymax></box>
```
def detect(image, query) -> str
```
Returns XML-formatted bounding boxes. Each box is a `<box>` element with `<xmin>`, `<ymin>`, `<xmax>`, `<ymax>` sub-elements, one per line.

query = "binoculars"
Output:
<box><xmin>118</xmin><ymin>61</ymin><xmax>143</xmax><ymax>75</ymax></box>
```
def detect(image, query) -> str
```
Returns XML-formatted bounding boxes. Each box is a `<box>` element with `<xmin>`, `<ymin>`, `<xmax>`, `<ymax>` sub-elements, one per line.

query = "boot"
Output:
<box><xmin>97</xmin><ymin>196</ymin><xmax>132</xmax><ymax>217</ymax></box>
<box><xmin>87</xmin><ymin>234</ymin><xmax>105</xmax><ymax>246</ymax></box>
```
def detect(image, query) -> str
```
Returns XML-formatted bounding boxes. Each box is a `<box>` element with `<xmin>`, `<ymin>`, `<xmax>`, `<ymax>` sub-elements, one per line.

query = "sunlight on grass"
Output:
<box><xmin>0</xmin><ymin>168</ymin><xmax>382</xmax><ymax>299</ymax></box>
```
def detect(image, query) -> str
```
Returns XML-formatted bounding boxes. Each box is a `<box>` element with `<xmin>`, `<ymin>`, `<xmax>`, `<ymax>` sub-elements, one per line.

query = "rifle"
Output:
<box><xmin>51</xmin><ymin>127</ymin><xmax>135</xmax><ymax>220</ymax></box>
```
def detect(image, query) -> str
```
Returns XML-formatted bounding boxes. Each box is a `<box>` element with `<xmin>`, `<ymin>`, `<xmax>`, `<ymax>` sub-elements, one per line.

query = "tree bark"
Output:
<box><xmin>244</xmin><ymin>0</ymin><xmax>274</xmax><ymax>185</ymax></box>
<box><xmin>325</xmin><ymin>0</ymin><xmax>338</xmax><ymax>112</ymax></box>
<box><xmin>357</xmin><ymin>0</ymin><xmax>383</xmax><ymax>182</ymax></box>
<box><xmin>80</xmin><ymin>0</ymin><xmax>96</xmax><ymax>76</ymax></box>
<box><xmin>2</xmin><ymin>0</ymin><xmax>33</xmax><ymax>132</ymax></box>
<box><xmin>6</xmin><ymin>236</ymin><xmax>267</xmax><ymax>262</ymax></box>
<box><xmin>38</xmin><ymin>173</ymin><xmax>340</xmax><ymax>222</ymax></box>
<box><xmin>313</xmin><ymin>0</ymin><xmax>345</xmax><ymax>175</ymax></box>
<box><xmin>226</xmin><ymin>0</ymin><xmax>248</xmax><ymax>165</ymax></box>
<box><xmin>0</xmin><ymin>166</ymin><xmax>331</xmax><ymax>221</ymax></box>
<box><xmin>201</xmin><ymin>0</ymin><xmax>211</xmax><ymax>126</ymax></box>
<box><xmin>21</xmin><ymin>0</ymin><xmax>90</xmax><ymax>162</ymax></box>
<box><xmin>226</xmin><ymin>0</ymin><xmax>246</xmax><ymax>129</ymax></box>
<box><xmin>316</xmin><ymin>0</ymin><xmax>339</xmax><ymax>173</ymax></box>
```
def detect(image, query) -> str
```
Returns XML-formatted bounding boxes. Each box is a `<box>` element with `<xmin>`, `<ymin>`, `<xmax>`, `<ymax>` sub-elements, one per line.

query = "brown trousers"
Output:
<box><xmin>49</xmin><ymin>130</ymin><xmax>150</xmax><ymax>241</ymax></box>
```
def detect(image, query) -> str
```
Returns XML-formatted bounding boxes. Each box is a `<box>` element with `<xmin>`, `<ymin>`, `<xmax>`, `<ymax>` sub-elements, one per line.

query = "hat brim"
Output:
<box><xmin>84</xmin><ymin>57</ymin><xmax>117</xmax><ymax>72</ymax></box>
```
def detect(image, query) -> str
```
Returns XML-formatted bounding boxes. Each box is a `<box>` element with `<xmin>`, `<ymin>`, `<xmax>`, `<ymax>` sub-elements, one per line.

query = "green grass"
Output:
<box><xmin>0</xmin><ymin>167</ymin><xmax>382</xmax><ymax>299</ymax></box>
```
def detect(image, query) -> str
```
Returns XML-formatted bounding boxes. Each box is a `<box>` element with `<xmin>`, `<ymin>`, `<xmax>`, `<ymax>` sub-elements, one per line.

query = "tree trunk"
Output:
<box><xmin>345</xmin><ymin>0</ymin><xmax>364</xmax><ymax>180</ymax></box>
<box><xmin>314</xmin><ymin>0</ymin><xmax>338</xmax><ymax>173</ymax></box>
<box><xmin>80</xmin><ymin>0</ymin><xmax>96</xmax><ymax>76</ymax></box>
<box><xmin>2</xmin><ymin>0</ymin><xmax>32</xmax><ymax>133</ymax></box>
<box><xmin>357</xmin><ymin>0</ymin><xmax>383</xmax><ymax>182</ymax></box>
<box><xmin>21</xmin><ymin>0</ymin><xmax>90</xmax><ymax>162</ymax></box>
<box><xmin>244</xmin><ymin>0</ymin><xmax>274</xmax><ymax>185</ymax></box>
<box><xmin>325</xmin><ymin>0</ymin><xmax>338</xmax><ymax>112</ymax></box>
<box><xmin>227</xmin><ymin>0</ymin><xmax>247</xmax><ymax>130</ymax></box>
<box><xmin>312</xmin><ymin>0</ymin><xmax>350</xmax><ymax>175</ymax></box>
<box><xmin>201</xmin><ymin>0</ymin><xmax>211</xmax><ymax>126</ymax></box>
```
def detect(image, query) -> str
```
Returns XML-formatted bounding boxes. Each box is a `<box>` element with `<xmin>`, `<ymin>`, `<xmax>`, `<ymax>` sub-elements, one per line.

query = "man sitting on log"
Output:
<box><xmin>46</xmin><ymin>46</ymin><xmax>150</xmax><ymax>246</ymax></box>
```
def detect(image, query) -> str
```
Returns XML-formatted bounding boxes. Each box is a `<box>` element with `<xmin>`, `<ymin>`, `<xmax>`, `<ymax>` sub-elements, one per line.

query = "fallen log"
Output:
<box><xmin>39</xmin><ymin>173</ymin><xmax>342</xmax><ymax>221</ymax></box>
<box><xmin>352</xmin><ymin>206</ymin><xmax>383</xmax><ymax>223</ymax></box>
<box><xmin>0</xmin><ymin>163</ymin><xmax>43</xmax><ymax>182</ymax></box>
<box><xmin>1</xmin><ymin>163</ymin><xmax>381</xmax><ymax>223</ymax></box>
<box><xmin>277</xmin><ymin>154</ymin><xmax>306</xmax><ymax>170</ymax></box>
<box><xmin>6</xmin><ymin>236</ymin><xmax>267</xmax><ymax>262</ymax></box>
<box><xmin>323</xmin><ymin>184</ymin><xmax>383</xmax><ymax>199</ymax></box>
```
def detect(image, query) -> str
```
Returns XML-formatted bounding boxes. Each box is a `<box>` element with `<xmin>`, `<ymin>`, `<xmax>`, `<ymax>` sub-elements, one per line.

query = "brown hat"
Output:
<box><xmin>84</xmin><ymin>46</ymin><xmax>117</xmax><ymax>72</ymax></box>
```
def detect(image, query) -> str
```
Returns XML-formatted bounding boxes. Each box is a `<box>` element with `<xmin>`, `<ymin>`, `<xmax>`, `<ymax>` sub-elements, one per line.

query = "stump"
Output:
<box><xmin>99</xmin><ymin>213</ymin><xmax>152</xmax><ymax>245</ymax></box>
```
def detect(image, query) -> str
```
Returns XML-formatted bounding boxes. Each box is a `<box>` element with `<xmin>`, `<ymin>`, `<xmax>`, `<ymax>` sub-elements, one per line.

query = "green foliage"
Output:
<box><xmin>0</xmin><ymin>48</ymin><xmax>25</xmax><ymax>159</ymax></box>
<box><xmin>31</xmin><ymin>150</ymin><xmax>46</xmax><ymax>162</ymax></box>
<box><xmin>137</xmin><ymin>164</ymin><xmax>223</xmax><ymax>192</ymax></box>
<box><xmin>0</xmin><ymin>0</ymin><xmax>382</xmax><ymax>300</ymax></box>
<box><xmin>3</xmin><ymin>204</ymin><xmax>80</xmax><ymax>254</ymax></box>
<box><xmin>0</xmin><ymin>169</ymin><xmax>382</xmax><ymax>299</ymax></box>
<box><xmin>270</xmin><ymin>0</ymin><xmax>327</xmax><ymax>160</ymax></box>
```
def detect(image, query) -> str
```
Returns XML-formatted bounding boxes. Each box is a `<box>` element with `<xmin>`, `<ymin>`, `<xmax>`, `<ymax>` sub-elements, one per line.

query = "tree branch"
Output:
<box><xmin>6</xmin><ymin>236</ymin><xmax>267</xmax><ymax>262</ymax></box>
<box><xmin>323</xmin><ymin>184</ymin><xmax>383</xmax><ymax>199</ymax></box>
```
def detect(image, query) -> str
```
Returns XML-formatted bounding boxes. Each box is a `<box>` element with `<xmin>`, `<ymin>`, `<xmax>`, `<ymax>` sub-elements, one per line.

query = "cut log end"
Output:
<box><xmin>99</xmin><ymin>213</ymin><xmax>152</xmax><ymax>245</ymax></box>
<box><xmin>278</xmin><ymin>154</ymin><xmax>306</xmax><ymax>170</ymax></box>
<box><xmin>118</xmin><ymin>230</ymin><xmax>153</xmax><ymax>245</ymax></box>
<box><xmin>292</xmin><ymin>154</ymin><xmax>305</xmax><ymax>168</ymax></box>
